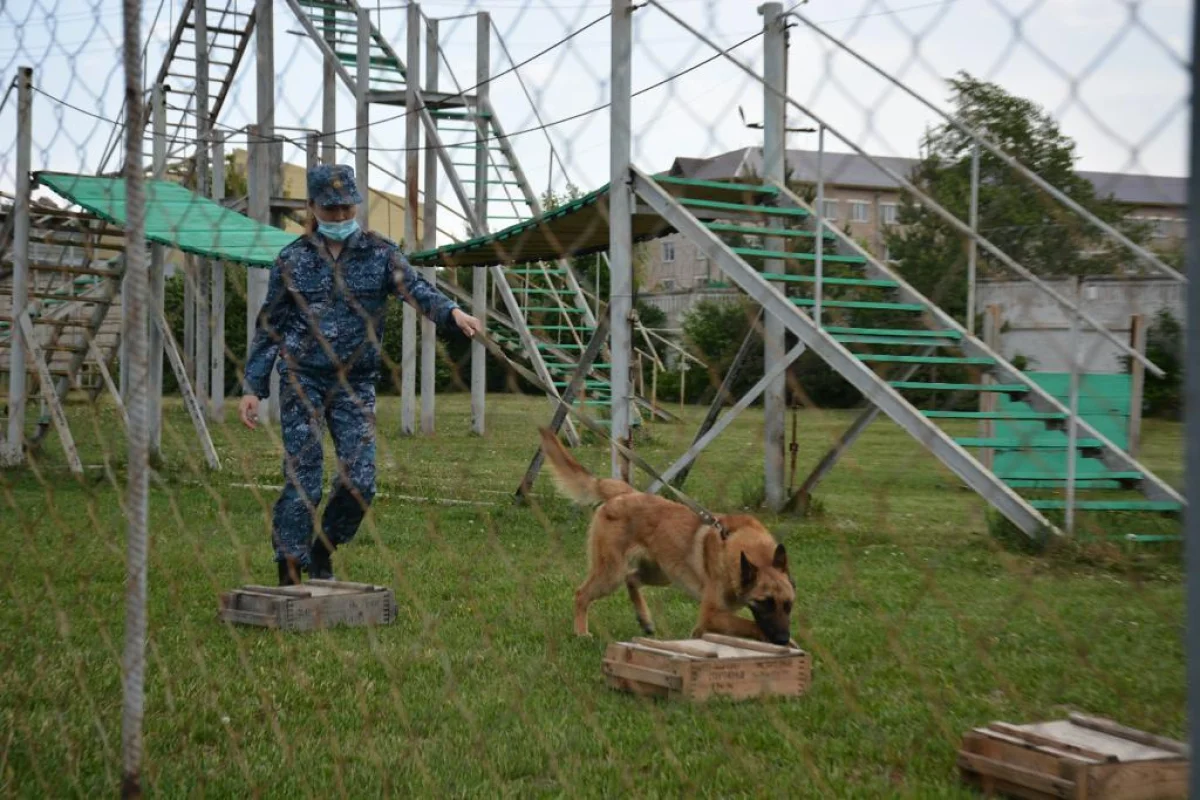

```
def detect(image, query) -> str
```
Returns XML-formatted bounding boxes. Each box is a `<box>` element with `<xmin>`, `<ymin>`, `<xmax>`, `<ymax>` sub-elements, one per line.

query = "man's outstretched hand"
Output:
<box><xmin>451</xmin><ymin>308</ymin><xmax>485</xmax><ymax>339</ymax></box>
<box><xmin>239</xmin><ymin>395</ymin><xmax>261</xmax><ymax>430</ymax></box>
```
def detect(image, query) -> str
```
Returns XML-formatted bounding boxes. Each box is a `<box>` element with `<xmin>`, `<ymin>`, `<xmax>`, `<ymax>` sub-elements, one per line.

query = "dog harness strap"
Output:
<box><xmin>477</xmin><ymin>333</ymin><xmax>732</xmax><ymax>540</ymax></box>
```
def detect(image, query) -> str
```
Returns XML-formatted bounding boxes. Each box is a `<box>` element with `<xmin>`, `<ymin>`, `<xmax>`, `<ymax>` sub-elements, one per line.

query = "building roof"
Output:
<box><xmin>668</xmin><ymin>147</ymin><xmax>1186</xmax><ymax>209</ymax></box>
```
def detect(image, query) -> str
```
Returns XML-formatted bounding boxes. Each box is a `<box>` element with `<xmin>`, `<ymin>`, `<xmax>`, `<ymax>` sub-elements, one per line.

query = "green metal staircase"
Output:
<box><xmin>632</xmin><ymin>170</ymin><xmax>1183</xmax><ymax>541</ymax></box>
<box><xmin>287</xmin><ymin>0</ymin><xmax>642</xmax><ymax>422</ymax></box>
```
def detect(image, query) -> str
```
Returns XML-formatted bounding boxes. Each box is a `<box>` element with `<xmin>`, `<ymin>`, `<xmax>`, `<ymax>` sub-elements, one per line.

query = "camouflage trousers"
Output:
<box><xmin>272</xmin><ymin>371</ymin><xmax>377</xmax><ymax>566</ymax></box>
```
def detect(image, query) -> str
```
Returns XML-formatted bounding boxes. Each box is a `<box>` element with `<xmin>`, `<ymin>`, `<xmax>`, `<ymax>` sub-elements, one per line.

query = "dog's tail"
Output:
<box><xmin>538</xmin><ymin>427</ymin><xmax>637</xmax><ymax>505</ymax></box>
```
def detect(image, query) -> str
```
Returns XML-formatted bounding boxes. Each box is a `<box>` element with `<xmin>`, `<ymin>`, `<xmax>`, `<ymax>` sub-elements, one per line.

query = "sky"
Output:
<box><xmin>0</xmin><ymin>0</ymin><xmax>1191</xmax><ymax>243</ymax></box>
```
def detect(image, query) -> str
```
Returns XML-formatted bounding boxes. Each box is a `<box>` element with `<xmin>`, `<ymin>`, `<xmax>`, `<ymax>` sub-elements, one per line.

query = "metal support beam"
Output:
<box><xmin>785</xmin><ymin>348</ymin><xmax>935</xmax><ymax>513</ymax></box>
<box><xmin>421</xmin><ymin>15</ymin><xmax>439</xmax><ymax>435</ymax></box>
<box><xmin>515</xmin><ymin>307</ymin><xmax>612</xmax><ymax>499</ymax></box>
<box><xmin>17</xmin><ymin>313</ymin><xmax>82</xmax><ymax>473</ymax></box>
<box><xmin>3</xmin><ymin>66</ymin><xmax>32</xmax><ymax>466</ymax></box>
<box><xmin>609</xmin><ymin>0</ymin><xmax>634</xmax><ymax>481</ymax></box>
<box><xmin>148</xmin><ymin>84</ymin><xmax>166</xmax><ymax>451</ymax></box>
<box><xmin>647</xmin><ymin>343</ymin><xmax>806</xmax><ymax>495</ymax></box>
<box><xmin>321</xmin><ymin>6</ymin><xmax>337</xmax><ymax>165</ymax></box>
<box><xmin>400</xmin><ymin>2</ymin><xmax>420</xmax><ymax>436</ymax></box>
<box><xmin>671</xmin><ymin>309</ymin><xmax>763</xmax><ymax>491</ymax></box>
<box><xmin>256</xmin><ymin>0</ymin><xmax>280</xmax><ymax>419</ymax></box>
<box><xmin>355</xmin><ymin>5</ymin><xmax>370</xmax><ymax>228</ymax></box>
<box><xmin>152</xmin><ymin>306</ymin><xmax>221</xmax><ymax>470</ymax></box>
<box><xmin>246</xmin><ymin>122</ymin><xmax>274</xmax><ymax>423</ymax></box>
<box><xmin>1128</xmin><ymin>313</ymin><xmax>1146</xmax><ymax>458</ymax></box>
<box><xmin>967</xmin><ymin>141</ymin><xmax>980</xmax><ymax>334</ymax></box>
<box><xmin>194</xmin><ymin>0</ymin><xmax>211</xmax><ymax>417</ymax></box>
<box><xmin>632</xmin><ymin>166</ymin><xmax>1060</xmax><ymax>541</ymax></box>
<box><xmin>472</xmin><ymin>12</ymin><xmax>490</xmax><ymax>436</ymax></box>
<box><xmin>761</xmin><ymin>1</ymin><xmax>787</xmax><ymax>511</ymax></box>
<box><xmin>209</xmin><ymin>131</ymin><xmax>226</xmax><ymax>421</ymax></box>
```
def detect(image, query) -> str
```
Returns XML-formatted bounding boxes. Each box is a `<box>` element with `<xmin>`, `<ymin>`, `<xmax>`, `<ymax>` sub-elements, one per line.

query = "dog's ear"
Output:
<box><xmin>773</xmin><ymin>543</ymin><xmax>788</xmax><ymax>572</ymax></box>
<box><xmin>740</xmin><ymin>552</ymin><xmax>758</xmax><ymax>588</ymax></box>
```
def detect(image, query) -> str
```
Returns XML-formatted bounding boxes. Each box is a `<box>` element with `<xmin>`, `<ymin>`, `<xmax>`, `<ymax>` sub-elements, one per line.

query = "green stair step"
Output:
<box><xmin>999</xmin><ymin>470</ymin><xmax>1142</xmax><ymax>482</ymax></box>
<box><xmin>834</xmin><ymin>334</ymin><xmax>960</xmax><ymax>347</ymax></box>
<box><xmin>889</xmin><ymin>381</ymin><xmax>1026</xmax><ymax>393</ymax></box>
<box><xmin>527</xmin><ymin>325</ymin><xmax>581</xmax><ymax>331</ymax></box>
<box><xmin>922</xmin><ymin>410</ymin><xmax>1065</xmax><ymax>420</ymax></box>
<box><xmin>554</xmin><ymin>380</ymin><xmax>609</xmax><ymax>389</ymax></box>
<box><xmin>548</xmin><ymin>363</ymin><xmax>611</xmax><ymax>370</ymax></box>
<box><xmin>826</xmin><ymin>326</ymin><xmax>960</xmax><ymax>339</ymax></box>
<box><xmin>1027</xmin><ymin>499</ymin><xmax>1181</xmax><ymax>512</ymax></box>
<box><xmin>953</xmin><ymin>437</ymin><xmax>1102</xmax><ymax>449</ymax></box>
<box><xmin>523</xmin><ymin>307</ymin><xmax>586</xmax><ymax>313</ymax></box>
<box><xmin>678</xmin><ymin>198</ymin><xmax>808</xmax><ymax>217</ymax></box>
<box><xmin>734</xmin><ymin>247</ymin><xmax>866</xmax><ymax>265</ymax></box>
<box><xmin>704</xmin><ymin>221</ymin><xmax>834</xmax><ymax>239</ymax></box>
<box><xmin>759</xmin><ymin>273</ymin><xmax>897</xmax><ymax>288</ymax></box>
<box><xmin>859</xmin><ymin>355</ymin><xmax>995</xmax><ymax>366</ymax></box>
<box><xmin>793</xmin><ymin>298</ymin><xmax>925</xmax><ymax>312</ymax></box>
<box><xmin>655</xmin><ymin>176</ymin><xmax>778</xmax><ymax>194</ymax></box>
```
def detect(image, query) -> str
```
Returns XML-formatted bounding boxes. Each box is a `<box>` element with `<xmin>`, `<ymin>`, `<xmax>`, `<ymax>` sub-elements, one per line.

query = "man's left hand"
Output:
<box><xmin>451</xmin><ymin>308</ymin><xmax>485</xmax><ymax>339</ymax></box>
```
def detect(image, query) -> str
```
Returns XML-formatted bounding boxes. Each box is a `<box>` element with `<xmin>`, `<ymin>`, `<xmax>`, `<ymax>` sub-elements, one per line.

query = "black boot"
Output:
<box><xmin>277</xmin><ymin>557</ymin><xmax>302</xmax><ymax>586</ymax></box>
<box><xmin>308</xmin><ymin>537</ymin><xmax>336</xmax><ymax>581</ymax></box>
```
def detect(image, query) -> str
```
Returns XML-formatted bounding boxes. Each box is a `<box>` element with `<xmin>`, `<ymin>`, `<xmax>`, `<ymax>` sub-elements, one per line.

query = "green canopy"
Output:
<box><xmin>35</xmin><ymin>171</ymin><xmax>299</xmax><ymax>267</ymax></box>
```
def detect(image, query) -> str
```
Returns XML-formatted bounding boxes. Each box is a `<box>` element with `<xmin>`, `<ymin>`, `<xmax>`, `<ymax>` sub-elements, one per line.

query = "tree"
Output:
<box><xmin>885</xmin><ymin>73</ymin><xmax>1149</xmax><ymax>322</ymax></box>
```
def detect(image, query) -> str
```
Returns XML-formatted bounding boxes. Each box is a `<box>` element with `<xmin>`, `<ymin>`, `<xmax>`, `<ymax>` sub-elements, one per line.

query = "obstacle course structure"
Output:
<box><xmin>0</xmin><ymin>0</ymin><xmax>1187</xmax><ymax>542</ymax></box>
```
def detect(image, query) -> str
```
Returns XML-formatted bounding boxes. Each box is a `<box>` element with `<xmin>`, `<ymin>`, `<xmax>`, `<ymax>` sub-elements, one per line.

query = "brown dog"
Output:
<box><xmin>537</xmin><ymin>427</ymin><xmax>796</xmax><ymax>646</ymax></box>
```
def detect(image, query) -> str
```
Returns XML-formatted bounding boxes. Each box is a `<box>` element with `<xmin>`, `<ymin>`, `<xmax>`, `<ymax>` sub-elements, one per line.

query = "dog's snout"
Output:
<box><xmin>769</xmin><ymin>632</ymin><xmax>791</xmax><ymax>646</ymax></box>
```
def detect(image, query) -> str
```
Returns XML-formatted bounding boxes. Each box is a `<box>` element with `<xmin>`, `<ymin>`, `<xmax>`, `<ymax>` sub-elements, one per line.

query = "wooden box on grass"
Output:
<box><xmin>602</xmin><ymin>633</ymin><xmax>811</xmax><ymax>702</ymax></box>
<box><xmin>958</xmin><ymin>713</ymin><xmax>1188</xmax><ymax>799</ymax></box>
<box><xmin>218</xmin><ymin>579</ymin><xmax>397</xmax><ymax>632</ymax></box>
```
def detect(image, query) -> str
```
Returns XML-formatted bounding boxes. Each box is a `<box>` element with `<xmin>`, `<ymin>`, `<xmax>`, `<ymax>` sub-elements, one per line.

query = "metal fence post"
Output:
<box><xmin>472</xmin><ymin>11</ymin><xmax>491</xmax><ymax>437</ymax></box>
<box><xmin>761</xmin><ymin>1</ymin><xmax>786</xmax><ymax>511</ymax></box>
<box><xmin>2</xmin><ymin>66</ymin><xmax>32</xmax><ymax>467</ymax></box>
<box><xmin>148</xmin><ymin>84</ymin><xmax>166</xmax><ymax>451</ymax></box>
<box><xmin>210</xmin><ymin>131</ymin><xmax>226</xmax><ymax>421</ymax></box>
<box><xmin>609</xmin><ymin>0</ymin><xmax>634</xmax><ymax>481</ymax></box>
<box><xmin>421</xmin><ymin>15</ymin><xmax>439</xmax><ymax>436</ymax></box>
<box><xmin>401</xmin><ymin>1</ymin><xmax>420</xmax><ymax>436</ymax></box>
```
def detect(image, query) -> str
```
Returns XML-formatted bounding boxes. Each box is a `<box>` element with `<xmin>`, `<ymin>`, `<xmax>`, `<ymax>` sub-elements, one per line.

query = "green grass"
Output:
<box><xmin>0</xmin><ymin>394</ymin><xmax>1185</xmax><ymax>797</ymax></box>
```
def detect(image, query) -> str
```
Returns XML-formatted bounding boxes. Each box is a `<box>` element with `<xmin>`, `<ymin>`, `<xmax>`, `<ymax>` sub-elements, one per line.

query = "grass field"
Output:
<box><xmin>1</xmin><ymin>392</ymin><xmax>1185</xmax><ymax>798</ymax></box>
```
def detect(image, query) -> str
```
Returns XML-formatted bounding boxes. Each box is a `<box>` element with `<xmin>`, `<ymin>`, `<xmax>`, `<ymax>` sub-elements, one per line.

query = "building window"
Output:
<box><xmin>821</xmin><ymin>199</ymin><xmax>838</xmax><ymax>220</ymax></box>
<box><xmin>850</xmin><ymin>201</ymin><xmax>870</xmax><ymax>223</ymax></box>
<box><xmin>881</xmin><ymin>203</ymin><xmax>898</xmax><ymax>226</ymax></box>
<box><xmin>661</xmin><ymin>240</ymin><xmax>676</xmax><ymax>263</ymax></box>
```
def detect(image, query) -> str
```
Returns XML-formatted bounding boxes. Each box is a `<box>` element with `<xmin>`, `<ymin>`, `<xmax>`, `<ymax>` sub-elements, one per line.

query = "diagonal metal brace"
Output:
<box><xmin>515</xmin><ymin>306</ymin><xmax>612</xmax><ymax>501</ymax></box>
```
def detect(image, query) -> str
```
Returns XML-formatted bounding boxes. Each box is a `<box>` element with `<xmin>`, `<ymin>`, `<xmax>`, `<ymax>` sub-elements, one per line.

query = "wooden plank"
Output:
<box><xmin>957</xmin><ymin>750</ymin><xmax>1076</xmax><ymax>797</ymax></box>
<box><xmin>151</xmin><ymin>304</ymin><xmax>221</xmax><ymax>470</ymax></box>
<box><xmin>601</xmin><ymin>659</ymin><xmax>683</xmax><ymax>690</ymax></box>
<box><xmin>1065</xmin><ymin>714</ymin><xmax>1189</xmax><ymax>758</ymax></box>
<box><xmin>632</xmin><ymin>638</ymin><xmax>715</xmax><ymax>659</ymax></box>
<box><xmin>306</xmin><ymin>579</ymin><xmax>386</xmax><ymax>593</ymax></box>
<box><xmin>987</xmin><ymin>722</ymin><xmax>1114</xmax><ymax>763</ymax></box>
<box><xmin>1083</xmin><ymin>759</ymin><xmax>1188</xmax><ymax>799</ymax></box>
<box><xmin>700</xmin><ymin>632</ymin><xmax>800</xmax><ymax>654</ymax></box>
<box><xmin>240</xmin><ymin>584</ymin><xmax>313</xmax><ymax>598</ymax></box>
<box><xmin>17</xmin><ymin>312</ymin><xmax>83</xmax><ymax>474</ymax></box>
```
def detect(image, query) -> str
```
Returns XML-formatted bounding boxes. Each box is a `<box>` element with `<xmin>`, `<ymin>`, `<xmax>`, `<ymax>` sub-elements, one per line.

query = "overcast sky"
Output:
<box><xmin>0</xmin><ymin>0</ymin><xmax>1190</xmax><ymax>242</ymax></box>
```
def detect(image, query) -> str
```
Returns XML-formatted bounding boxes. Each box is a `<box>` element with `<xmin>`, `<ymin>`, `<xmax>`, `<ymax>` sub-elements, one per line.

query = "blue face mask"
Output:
<box><xmin>317</xmin><ymin>218</ymin><xmax>360</xmax><ymax>242</ymax></box>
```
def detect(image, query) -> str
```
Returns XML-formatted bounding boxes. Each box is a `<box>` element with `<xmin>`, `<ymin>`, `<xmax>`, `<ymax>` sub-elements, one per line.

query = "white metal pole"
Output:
<box><xmin>967</xmin><ymin>141</ymin><xmax>980</xmax><ymax>334</ymax></box>
<box><xmin>322</xmin><ymin>7</ymin><xmax>337</xmax><ymax>165</ymax></box>
<box><xmin>761</xmin><ymin>1</ymin><xmax>787</xmax><ymax>511</ymax></box>
<box><xmin>609</xmin><ymin>0</ymin><xmax>634</xmax><ymax>481</ymax></box>
<box><xmin>420</xmin><ymin>15</ymin><xmax>439</xmax><ymax>436</ymax></box>
<box><xmin>1065</xmin><ymin>279</ymin><xmax>1081</xmax><ymax>536</ymax></box>
<box><xmin>210</xmin><ymin>131</ymin><xmax>226</xmax><ymax>421</ymax></box>
<box><xmin>471</xmin><ymin>11</ymin><xmax>490</xmax><ymax>436</ymax></box>
<box><xmin>3</xmin><ymin>66</ymin><xmax>32</xmax><ymax>467</ymax></box>
<box><xmin>400</xmin><ymin>1</ymin><xmax>420</xmax><ymax>436</ymax></box>
<box><xmin>148</xmin><ymin>85</ymin><xmax>166</xmax><ymax>450</ymax></box>
<box><xmin>814</xmin><ymin>124</ymin><xmax>825</xmax><ymax>328</ymax></box>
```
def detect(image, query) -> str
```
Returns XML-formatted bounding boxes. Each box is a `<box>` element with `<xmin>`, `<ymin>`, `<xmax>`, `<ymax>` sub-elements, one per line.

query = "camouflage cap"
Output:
<box><xmin>307</xmin><ymin>163</ymin><xmax>364</xmax><ymax>207</ymax></box>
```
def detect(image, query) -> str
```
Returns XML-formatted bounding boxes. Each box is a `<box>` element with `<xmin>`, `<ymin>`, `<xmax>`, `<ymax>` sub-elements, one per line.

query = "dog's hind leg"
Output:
<box><xmin>574</xmin><ymin>569</ymin><xmax>624</xmax><ymax>637</ymax></box>
<box><xmin>625</xmin><ymin>574</ymin><xmax>655</xmax><ymax>635</ymax></box>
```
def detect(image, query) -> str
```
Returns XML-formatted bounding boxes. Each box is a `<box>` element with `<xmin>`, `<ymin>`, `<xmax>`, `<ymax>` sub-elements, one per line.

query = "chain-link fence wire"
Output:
<box><xmin>0</xmin><ymin>0</ymin><xmax>1191</xmax><ymax>795</ymax></box>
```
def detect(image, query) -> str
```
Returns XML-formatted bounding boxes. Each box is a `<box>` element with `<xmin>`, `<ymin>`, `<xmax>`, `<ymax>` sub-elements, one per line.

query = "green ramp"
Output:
<box><xmin>35</xmin><ymin>172</ymin><xmax>299</xmax><ymax>267</ymax></box>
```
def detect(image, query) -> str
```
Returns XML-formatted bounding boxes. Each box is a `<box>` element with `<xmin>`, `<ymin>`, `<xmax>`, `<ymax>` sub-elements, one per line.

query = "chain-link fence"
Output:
<box><xmin>0</xmin><ymin>0</ymin><xmax>1193</xmax><ymax>795</ymax></box>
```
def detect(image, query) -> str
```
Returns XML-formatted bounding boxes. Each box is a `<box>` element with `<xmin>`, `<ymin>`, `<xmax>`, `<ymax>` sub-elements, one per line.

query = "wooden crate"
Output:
<box><xmin>602</xmin><ymin>633</ymin><xmax>811</xmax><ymax>702</ymax></box>
<box><xmin>958</xmin><ymin>713</ymin><xmax>1188</xmax><ymax>799</ymax></box>
<box><xmin>218</xmin><ymin>579</ymin><xmax>397</xmax><ymax>632</ymax></box>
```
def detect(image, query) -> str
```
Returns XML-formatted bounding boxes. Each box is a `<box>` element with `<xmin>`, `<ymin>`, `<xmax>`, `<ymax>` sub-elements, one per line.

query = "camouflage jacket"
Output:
<box><xmin>243</xmin><ymin>229</ymin><xmax>458</xmax><ymax>397</ymax></box>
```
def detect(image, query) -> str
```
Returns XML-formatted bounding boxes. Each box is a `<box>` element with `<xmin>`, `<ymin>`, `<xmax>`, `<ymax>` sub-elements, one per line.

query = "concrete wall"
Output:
<box><xmin>976</xmin><ymin>277</ymin><xmax>1184</xmax><ymax>374</ymax></box>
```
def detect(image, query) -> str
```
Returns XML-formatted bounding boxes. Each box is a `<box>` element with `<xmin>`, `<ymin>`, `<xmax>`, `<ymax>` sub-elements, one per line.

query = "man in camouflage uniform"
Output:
<box><xmin>239</xmin><ymin>164</ymin><xmax>484</xmax><ymax>585</ymax></box>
